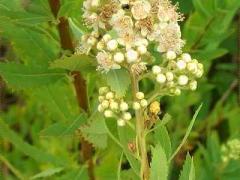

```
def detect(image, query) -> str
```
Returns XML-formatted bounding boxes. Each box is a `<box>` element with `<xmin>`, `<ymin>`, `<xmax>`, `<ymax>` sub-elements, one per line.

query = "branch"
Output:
<box><xmin>48</xmin><ymin>1</ymin><xmax>95</xmax><ymax>179</ymax></box>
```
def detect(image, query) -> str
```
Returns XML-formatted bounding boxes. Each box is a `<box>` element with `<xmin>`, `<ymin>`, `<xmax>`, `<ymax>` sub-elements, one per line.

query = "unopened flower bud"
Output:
<box><xmin>156</xmin><ymin>74</ymin><xmax>166</xmax><ymax>84</ymax></box>
<box><xmin>166</xmin><ymin>50</ymin><xmax>176</xmax><ymax>60</ymax></box>
<box><xmin>126</xmin><ymin>49</ymin><xmax>138</xmax><ymax>63</ymax></box>
<box><xmin>178</xmin><ymin>75</ymin><xmax>189</xmax><ymax>86</ymax></box>
<box><xmin>101</xmin><ymin>100</ymin><xmax>109</xmax><ymax>108</ymax></box>
<box><xmin>117</xmin><ymin>119</ymin><xmax>126</xmax><ymax>126</ymax></box>
<box><xmin>97</xmin><ymin>41</ymin><xmax>104</xmax><ymax>50</ymax></box>
<box><xmin>189</xmin><ymin>81</ymin><xmax>197</xmax><ymax>91</ymax></box>
<box><xmin>137</xmin><ymin>45</ymin><xmax>147</xmax><ymax>55</ymax></box>
<box><xmin>110</xmin><ymin>101</ymin><xmax>119</xmax><ymax>110</ymax></box>
<box><xmin>174</xmin><ymin>88</ymin><xmax>181</xmax><ymax>96</ymax></box>
<box><xmin>99</xmin><ymin>87</ymin><xmax>109</xmax><ymax>95</ymax></box>
<box><xmin>103</xmin><ymin>34</ymin><xmax>111</xmax><ymax>42</ymax></box>
<box><xmin>176</xmin><ymin>60</ymin><xmax>186</xmax><ymax>70</ymax></box>
<box><xmin>120</xmin><ymin>102</ymin><xmax>129</xmax><ymax>111</ymax></box>
<box><xmin>104</xmin><ymin>110</ymin><xmax>113</xmax><ymax>118</ymax></box>
<box><xmin>166</xmin><ymin>72</ymin><xmax>174</xmax><ymax>81</ymax></box>
<box><xmin>98</xmin><ymin>104</ymin><xmax>104</xmax><ymax>112</ymax></box>
<box><xmin>114</xmin><ymin>52</ymin><xmax>125</xmax><ymax>63</ymax></box>
<box><xmin>107</xmin><ymin>39</ymin><xmax>118</xmax><ymax>51</ymax></box>
<box><xmin>98</xmin><ymin>96</ymin><xmax>105</xmax><ymax>102</ymax></box>
<box><xmin>106</xmin><ymin>92</ymin><xmax>114</xmax><ymax>99</ymax></box>
<box><xmin>140</xmin><ymin>99</ymin><xmax>148</xmax><ymax>107</ymax></box>
<box><xmin>133</xmin><ymin>102</ymin><xmax>141</xmax><ymax>110</ymax></box>
<box><xmin>187</xmin><ymin>62</ymin><xmax>197</xmax><ymax>72</ymax></box>
<box><xmin>136</xmin><ymin>92</ymin><xmax>145</xmax><ymax>100</ymax></box>
<box><xmin>87</xmin><ymin>37</ymin><xmax>97</xmax><ymax>46</ymax></box>
<box><xmin>122</xmin><ymin>112</ymin><xmax>132</xmax><ymax>121</ymax></box>
<box><xmin>152</xmin><ymin>65</ymin><xmax>161</xmax><ymax>74</ymax></box>
<box><xmin>182</xmin><ymin>53</ymin><xmax>191</xmax><ymax>62</ymax></box>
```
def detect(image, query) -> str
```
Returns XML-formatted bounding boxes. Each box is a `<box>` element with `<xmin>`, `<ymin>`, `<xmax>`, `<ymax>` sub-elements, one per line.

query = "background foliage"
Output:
<box><xmin>0</xmin><ymin>0</ymin><xmax>240</xmax><ymax>179</ymax></box>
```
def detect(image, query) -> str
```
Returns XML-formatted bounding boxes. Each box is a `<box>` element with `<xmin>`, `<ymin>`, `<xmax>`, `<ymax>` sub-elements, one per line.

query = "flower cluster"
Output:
<box><xmin>221</xmin><ymin>139</ymin><xmax>240</xmax><ymax>163</ymax></box>
<box><xmin>132</xmin><ymin>92</ymin><xmax>148</xmax><ymax>110</ymax></box>
<box><xmin>151</xmin><ymin>52</ymin><xmax>203</xmax><ymax>96</ymax></box>
<box><xmin>97</xmin><ymin>87</ymin><xmax>132</xmax><ymax>126</ymax></box>
<box><xmin>78</xmin><ymin>0</ymin><xmax>186</xmax><ymax>72</ymax></box>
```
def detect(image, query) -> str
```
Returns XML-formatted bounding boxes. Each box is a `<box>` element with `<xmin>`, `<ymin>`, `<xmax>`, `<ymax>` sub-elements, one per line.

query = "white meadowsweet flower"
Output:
<box><xmin>152</xmin><ymin>65</ymin><xmax>161</xmax><ymax>74</ymax></box>
<box><xmin>96</xmin><ymin>51</ymin><xmax>121</xmax><ymax>72</ymax></box>
<box><xmin>156</xmin><ymin>74</ymin><xmax>166</xmax><ymax>84</ymax></box>
<box><xmin>131</xmin><ymin>0</ymin><xmax>151</xmax><ymax>20</ymax></box>
<box><xmin>178</xmin><ymin>75</ymin><xmax>189</xmax><ymax>85</ymax></box>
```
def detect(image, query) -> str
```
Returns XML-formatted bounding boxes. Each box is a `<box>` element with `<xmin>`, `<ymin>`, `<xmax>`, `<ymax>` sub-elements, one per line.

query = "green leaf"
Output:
<box><xmin>154</xmin><ymin>125</ymin><xmax>172</xmax><ymax>159</ymax></box>
<box><xmin>105</xmin><ymin>69</ymin><xmax>131</xmax><ymax>97</ymax></box>
<box><xmin>0</xmin><ymin>63</ymin><xmax>65</xmax><ymax>88</ymax></box>
<box><xmin>0</xmin><ymin>118</ymin><xmax>65</xmax><ymax>166</ymax></box>
<box><xmin>150</xmin><ymin>144</ymin><xmax>168</xmax><ymax>180</ymax></box>
<box><xmin>40</xmin><ymin>114</ymin><xmax>87</xmax><ymax>137</ymax></box>
<box><xmin>169</xmin><ymin>104</ymin><xmax>202</xmax><ymax>161</ymax></box>
<box><xmin>50</xmin><ymin>54</ymin><xmax>96</xmax><ymax>73</ymax></box>
<box><xmin>31</xmin><ymin>167</ymin><xmax>64</xmax><ymax>179</ymax></box>
<box><xmin>80</xmin><ymin>112</ymin><xmax>108</xmax><ymax>149</ymax></box>
<box><xmin>179</xmin><ymin>154</ymin><xmax>195</xmax><ymax>180</ymax></box>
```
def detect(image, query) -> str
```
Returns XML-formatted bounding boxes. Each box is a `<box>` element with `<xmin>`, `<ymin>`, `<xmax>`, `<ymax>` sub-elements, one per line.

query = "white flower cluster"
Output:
<box><xmin>221</xmin><ymin>139</ymin><xmax>240</xmax><ymax>163</ymax></box>
<box><xmin>133</xmin><ymin>92</ymin><xmax>148</xmax><ymax>110</ymax></box>
<box><xmin>98</xmin><ymin>87</ymin><xmax>132</xmax><ymax>126</ymax></box>
<box><xmin>78</xmin><ymin>0</ymin><xmax>185</xmax><ymax>72</ymax></box>
<box><xmin>152</xmin><ymin>52</ymin><xmax>203</xmax><ymax>96</ymax></box>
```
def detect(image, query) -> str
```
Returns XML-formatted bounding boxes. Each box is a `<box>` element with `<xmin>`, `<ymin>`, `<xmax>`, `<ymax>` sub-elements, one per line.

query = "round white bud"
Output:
<box><xmin>97</xmin><ymin>41</ymin><xmax>104</xmax><ymax>50</ymax></box>
<box><xmin>103</xmin><ymin>34</ymin><xmax>111</xmax><ymax>42</ymax></box>
<box><xmin>182</xmin><ymin>53</ymin><xmax>191</xmax><ymax>62</ymax></box>
<box><xmin>156</xmin><ymin>74</ymin><xmax>166</xmax><ymax>84</ymax></box>
<box><xmin>166</xmin><ymin>51</ymin><xmax>176</xmax><ymax>60</ymax></box>
<box><xmin>107</xmin><ymin>39</ymin><xmax>118</xmax><ymax>51</ymax></box>
<box><xmin>196</xmin><ymin>69</ymin><xmax>203</xmax><ymax>78</ymax></box>
<box><xmin>101</xmin><ymin>100</ymin><xmax>109</xmax><ymax>108</ymax></box>
<box><xmin>174</xmin><ymin>88</ymin><xmax>181</xmax><ymax>96</ymax></box>
<box><xmin>87</xmin><ymin>37</ymin><xmax>97</xmax><ymax>46</ymax></box>
<box><xmin>136</xmin><ymin>92</ymin><xmax>145</xmax><ymax>100</ymax></box>
<box><xmin>98</xmin><ymin>96</ymin><xmax>105</xmax><ymax>102</ymax></box>
<box><xmin>176</xmin><ymin>60</ymin><xmax>186</xmax><ymax>70</ymax></box>
<box><xmin>99</xmin><ymin>87</ymin><xmax>109</xmax><ymax>95</ymax></box>
<box><xmin>122</xmin><ymin>112</ymin><xmax>132</xmax><ymax>121</ymax></box>
<box><xmin>120</xmin><ymin>102</ymin><xmax>129</xmax><ymax>111</ymax></box>
<box><xmin>178</xmin><ymin>75</ymin><xmax>189</xmax><ymax>86</ymax></box>
<box><xmin>189</xmin><ymin>81</ymin><xmax>197</xmax><ymax>91</ymax></box>
<box><xmin>110</xmin><ymin>101</ymin><xmax>119</xmax><ymax>110</ymax></box>
<box><xmin>91</xmin><ymin>0</ymin><xmax>100</xmax><ymax>7</ymax></box>
<box><xmin>117</xmin><ymin>119</ymin><xmax>126</xmax><ymax>126</ymax></box>
<box><xmin>140</xmin><ymin>99</ymin><xmax>148</xmax><ymax>107</ymax></box>
<box><xmin>133</xmin><ymin>102</ymin><xmax>141</xmax><ymax>110</ymax></box>
<box><xmin>137</xmin><ymin>45</ymin><xmax>147</xmax><ymax>55</ymax></box>
<box><xmin>98</xmin><ymin>104</ymin><xmax>104</xmax><ymax>112</ymax></box>
<box><xmin>106</xmin><ymin>92</ymin><xmax>114</xmax><ymax>99</ymax></box>
<box><xmin>126</xmin><ymin>49</ymin><xmax>138</xmax><ymax>63</ymax></box>
<box><xmin>113</xmin><ymin>52</ymin><xmax>124</xmax><ymax>63</ymax></box>
<box><xmin>198</xmin><ymin>63</ymin><xmax>203</xmax><ymax>70</ymax></box>
<box><xmin>187</xmin><ymin>62</ymin><xmax>197</xmax><ymax>72</ymax></box>
<box><xmin>104</xmin><ymin>110</ymin><xmax>113</xmax><ymax>118</ymax></box>
<box><xmin>166</xmin><ymin>72</ymin><xmax>174</xmax><ymax>81</ymax></box>
<box><xmin>152</xmin><ymin>65</ymin><xmax>161</xmax><ymax>74</ymax></box>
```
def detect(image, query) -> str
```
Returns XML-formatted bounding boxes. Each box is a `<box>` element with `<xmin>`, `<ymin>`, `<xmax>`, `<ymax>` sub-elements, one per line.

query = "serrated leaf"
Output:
<box><xmin>0</xmin><ymin>118</ymin><xmax>65</xmax><ymax>166</ymax></box>
<box><xmin>80</xmin><ymin>112</ymin><xmax>108</xmax><ymax>149</ymax></box>
<box><xmin>105</xmin><ymin>69</ymin><xmax>131</xmax><ymax>97</ymax></box>
<box><xmin>50</xmin><ymin>54</ymin><xmax>96</xmax><ymax>73</ymax></box>
<box><xmin>179</xmin><ymin>154</ymin><xmax>195</xmax><ymax>180</ymax></box>
<box><xmin>154</xmin><ymin>125</ymin><xmax>172</xmax><ymax>159</ymax></box>
<box><xmin>150</xmin><ymin>144</ymin><xmax>168</xmax><ymax>180</ymax></box>
<box><xmin>31</xmin><ymin>167</ymin><xmax>64</xmax><ymax>179</ymax></box>
<box><xmin>40</xmin><ymin>114</ymin><xmax>87</xmax><ymax>137</ymax></box>
<box><xmin>0</xmin><ymin>63</ymin><xmax>65</xmax><ymax>88</ymax></box>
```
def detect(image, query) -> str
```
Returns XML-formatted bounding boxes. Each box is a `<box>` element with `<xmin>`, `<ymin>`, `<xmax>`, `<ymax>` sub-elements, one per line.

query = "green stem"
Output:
<box><xmin>130</xmin><ymin>72</ymin><xmax>150</xmax><ymax>180</ymax></box>
<box><xmin>0</xmin><ymin>155</ymin><xmax>25</xmax><ymax>180</ymax></box>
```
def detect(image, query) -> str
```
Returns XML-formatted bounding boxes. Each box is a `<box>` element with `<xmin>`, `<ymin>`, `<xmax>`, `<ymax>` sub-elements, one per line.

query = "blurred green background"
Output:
<box><xmin>0</xmin><ymin>0</ymin><xmax>240</xmax><ymax>179</ymax></box>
